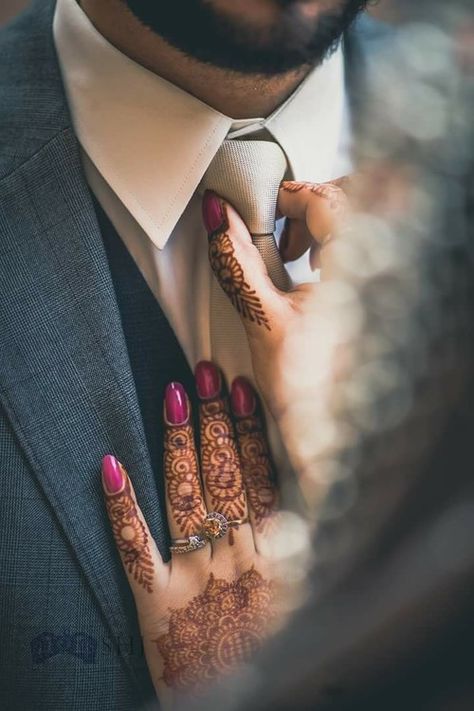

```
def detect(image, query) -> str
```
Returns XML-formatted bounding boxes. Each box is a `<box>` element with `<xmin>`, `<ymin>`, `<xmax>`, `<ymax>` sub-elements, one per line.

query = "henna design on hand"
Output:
<box><xmin>280</xmin><ymin>181</ymin><xmax>309</xmax><ymax>193</ymax></box>
<box><xmin>281</xmin><ymin>180</ymin><xmax>347</xmax><ymax>214</ymax></box>
<box><xmin>164</xmin><ymin>425</ymin><xmax>207</xmax><ymax>537</ymax></box>
<box><xmin>236</xmin><ymin>415</ymin><xmax>278</xmax><ymax>533</ymax></box>
<box><xmin>200</xmin><ymin>399</ymin><xmax>247</xmax><ymax>523</ymax></box>
<box><xmin>105</xmin><ymin>474</ymin><xmax>154</xmax><ymax>593</ymax></box>
<box><xmin>154</xmin><ymin>568</ymin><xmax>276</xmax><ymax>693</ymax></box>
<box><xmin>208</xmin><ymin>230</ymin><xmax>271</xmax><ymax>330</ymax></box>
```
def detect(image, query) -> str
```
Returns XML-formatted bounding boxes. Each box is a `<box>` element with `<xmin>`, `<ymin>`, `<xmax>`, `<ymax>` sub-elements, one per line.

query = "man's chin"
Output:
<box><xmin>124</xmin><ymin>0</ymin><xmax>367</xmax><ymax>75</ymax></box>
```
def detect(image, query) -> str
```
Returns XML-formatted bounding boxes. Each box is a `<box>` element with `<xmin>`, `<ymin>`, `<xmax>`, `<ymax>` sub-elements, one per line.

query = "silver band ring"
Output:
<box><xmin>169</xmin><ymin>534</ymin><xmax>207</xmax><ymax>555</ymax></box>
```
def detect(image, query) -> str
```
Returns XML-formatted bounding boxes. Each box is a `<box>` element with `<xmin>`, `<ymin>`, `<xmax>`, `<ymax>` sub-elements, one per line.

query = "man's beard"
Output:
<box><xmin>122</xmin><ymin>0</ymin><xmax>368</xmax><ymax>75</ymax></box>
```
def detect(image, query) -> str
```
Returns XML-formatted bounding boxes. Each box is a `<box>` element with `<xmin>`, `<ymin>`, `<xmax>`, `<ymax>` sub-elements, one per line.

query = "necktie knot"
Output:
<box><xmin>203</xmin><ymin>139</ymin><xmax>287</xmax><ymax>235</ymax></box>
<box><xmin>203</xmin><ymin>139</ymin><xmax>291</xmax><ymax>291</ymax></box>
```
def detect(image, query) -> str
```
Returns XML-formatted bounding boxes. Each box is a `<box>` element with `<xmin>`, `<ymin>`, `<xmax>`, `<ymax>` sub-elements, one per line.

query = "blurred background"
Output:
<box><xmin>1</xmin><ymin>0</ymin><xmax>26</xmax><ymax>25</ymax></box>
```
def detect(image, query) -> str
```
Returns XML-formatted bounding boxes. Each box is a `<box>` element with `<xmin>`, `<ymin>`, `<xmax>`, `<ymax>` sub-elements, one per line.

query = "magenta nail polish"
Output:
<box><xmin>195</xmin><ymin>361</ymin><xmax>221</xmax><ymax>400</ymax></box>
<box><xmin>165</xmin><ymin>382</ymin><xmax>189</xmax><ymax>425</ymax></box>
<box><xmin>231</xmin><ymin>377</ymin><xmax>257</xmax><ymax>417</ymax></box>
<box><xmin>102</xmin><ymin>454</ymin><xmax>125</xmax><ymax>494</ymax></box>
<box><xmin>202</xmin><ymin>190</ymin><xmax>225</xmax><ymax>233</ymax></box>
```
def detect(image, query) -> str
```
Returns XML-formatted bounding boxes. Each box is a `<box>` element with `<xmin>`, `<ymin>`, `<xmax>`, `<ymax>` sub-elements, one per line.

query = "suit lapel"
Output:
<box><xmin>0</xmin><ymin>125</ymin><xmax>168</xmax><ymax>677</ymax></box>
<box><xmin>0</xmin><ymin>1</ymin><xmax>167</xmax><ymax>682</ymax></box>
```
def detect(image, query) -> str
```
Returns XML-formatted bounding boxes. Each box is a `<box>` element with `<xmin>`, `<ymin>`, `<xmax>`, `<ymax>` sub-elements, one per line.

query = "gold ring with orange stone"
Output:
<box><xmin>200</xmin><ymin>512</ymin><xmax>249</xmax><ymax>540</ymax></box>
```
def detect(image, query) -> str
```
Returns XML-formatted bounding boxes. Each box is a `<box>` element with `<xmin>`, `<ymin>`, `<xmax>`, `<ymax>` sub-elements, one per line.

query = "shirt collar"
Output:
<box><xmin>54</xmin><ymin>0</ymin><xmax>349</xmax><ymax>250</ymax></box>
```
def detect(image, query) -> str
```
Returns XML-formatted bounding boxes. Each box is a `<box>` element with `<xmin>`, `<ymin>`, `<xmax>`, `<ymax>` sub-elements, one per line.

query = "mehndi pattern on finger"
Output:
<box><xmin>164</xmin><ymin>425</ymin><xmax>207</xmax><ymax>537</ymax></box>
<box><xmin>208</xmin><ymin>230</ymin><xmax>271</xmax><ymax>330</ymax></box>
<box><xmin>105</xmin><ymin>473</ymin><xmax>154</xmax><ymax>593</ymax></box>
<box><xmin>154</xmin><ymin>567</ymin><xmax>276</xmax><ymax>693</ymax></box>
<box><xmin>281</xmin><ymin>180</ymin><xmax>347</xmax><ymax>213</ymax></box>
<box><xmin>236</xmin><ymin>415</ymin><xmax>278</xmax><ymax>533</ymax></box>
<box><xmin>200</xmin><ymin>398</ymin><xmax>247</xmax><ymax>524</ymax></box>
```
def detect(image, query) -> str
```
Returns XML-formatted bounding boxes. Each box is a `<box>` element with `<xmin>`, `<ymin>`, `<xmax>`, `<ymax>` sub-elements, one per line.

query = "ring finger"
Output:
<box><xmin>230</xmin><ymin>377</ymin><xmax>279</xmax><ymax>552</ymax></box>
<box><xmin>195</xmin><ymin>361</ymin><xmax>253</xmax><ymax>551</ymax></box>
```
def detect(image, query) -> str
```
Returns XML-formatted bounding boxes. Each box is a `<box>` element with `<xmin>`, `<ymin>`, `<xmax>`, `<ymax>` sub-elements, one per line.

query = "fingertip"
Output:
<box><xmin>164</xmin><ymin>381</ymin><xmax>190</xmax><ymax>426</ymax></box>
<box><xmin>231</xmin><ymin>377</ymin><xmax>257</xmax><ymax>418</ymax></box>
<box><xmin>195</xmin><ymin>360</ymin><xmax>221</xmax><ymax>400</ymax></box>
<box><xmin>101</xmin><ymin>454</ymin><xmax>126</xmax><ymax>494</ymax></box>
<box><xmin>202</xmin><ymin>190</ymin><xmax>228</xmax><ymax>235</ymax></box>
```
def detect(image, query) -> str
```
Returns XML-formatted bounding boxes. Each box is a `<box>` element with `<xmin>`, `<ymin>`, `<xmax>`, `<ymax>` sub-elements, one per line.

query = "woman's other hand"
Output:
<box><xmin>101</xmin><ymin>362</ymin><xmax>291</xmax><ymax>707</ymax></box>
<box><xmin>202</xmin><ymin>182</ymin><xmax>350</xmax><ymax>492</ymax></box>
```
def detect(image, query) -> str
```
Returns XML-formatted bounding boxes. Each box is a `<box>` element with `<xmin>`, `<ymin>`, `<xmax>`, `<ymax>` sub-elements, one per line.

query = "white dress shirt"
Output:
<box><xmin>53</xmin><ymin>0</ymin><xmax>352</xmax><ymax>474</ymax></box>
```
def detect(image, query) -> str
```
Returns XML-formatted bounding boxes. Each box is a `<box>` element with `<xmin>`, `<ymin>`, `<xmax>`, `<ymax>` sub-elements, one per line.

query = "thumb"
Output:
<box><xmin>202</xmin><ymin>190</ymin><xmax>286</xmax><ymax>335</ymax></box>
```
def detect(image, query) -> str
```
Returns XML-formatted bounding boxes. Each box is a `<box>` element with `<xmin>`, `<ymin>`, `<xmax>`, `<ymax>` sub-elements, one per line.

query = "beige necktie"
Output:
<box><xmin>203</xmin><ymin>139</ymin><xmax>291</xmax><ymax>292</ymax></box>
<box><xmin>202</xmin><ymin>139</ymin><xmax>291</xmax><ymax>381</ymax></box>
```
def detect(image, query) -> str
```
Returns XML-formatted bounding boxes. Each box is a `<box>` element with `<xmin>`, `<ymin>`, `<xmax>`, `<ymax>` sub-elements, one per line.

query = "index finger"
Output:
<box><xmin>101</xmin><ymin>454</ymin><xmax>169</xmax><ymax>606</ymax></box>
<box><xmin>163</xmin><ymin>382</ymin><xmax>208</xmax><ymax>552</ymax></box>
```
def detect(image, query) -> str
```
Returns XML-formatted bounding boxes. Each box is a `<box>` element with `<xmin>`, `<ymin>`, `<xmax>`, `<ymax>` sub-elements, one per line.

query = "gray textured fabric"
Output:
<box><xmin>0</xmin><ymin>1</ymin><xmax>377</xmax><ymax>709</ymax></box>
<box><xmin>0</xmin><ymin>1</ymin><xmax>162</xmax><ymax>708</ymax></box>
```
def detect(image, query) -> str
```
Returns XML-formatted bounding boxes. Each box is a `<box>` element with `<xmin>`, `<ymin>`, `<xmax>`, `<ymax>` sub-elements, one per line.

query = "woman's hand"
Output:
<box><xmin>101</xmin><ymin>362</ymin><xmax>287</xmax><ymax>707</ymax></box>
<box><xmin>202</xmin><ymin>182</ymin><xmax>350</xmax><ymax>489</ymax></box>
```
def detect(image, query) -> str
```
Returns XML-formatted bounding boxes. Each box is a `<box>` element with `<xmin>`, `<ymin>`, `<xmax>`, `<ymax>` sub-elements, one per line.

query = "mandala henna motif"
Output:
<box><xmin>208</xmin><ymin>230</ymin><xmax>271</xmax><ymax>330</ymax></box>
<box><xmin>105</xmin><ymin>473</ymin><xmax>154</xmax><ymax>593</ymax></box>
<box><xmin>164</xmin><ymin>425</ymin><xmax>206</xmax><ymax>537</ymax></box>
<box><xmin>200</xmin><ymin>399</ymin><xmax>247</xmax><ymax>522</ymax></box>
<box><xmin>154</xmin><ymin>568</ymin><xmax>276</xmax><ymax>693</ymax></box>
<box><xmin>236</xmin><ymin>415</ymin><xmax>278</xmax><ymax>533</ymax></box>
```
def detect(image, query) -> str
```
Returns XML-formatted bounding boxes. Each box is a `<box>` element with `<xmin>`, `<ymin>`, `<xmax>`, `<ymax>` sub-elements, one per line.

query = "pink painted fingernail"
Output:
<box><xmin>202</xmin><ymin>190</ymin><xmax>225</xmax><ymax>233</ymax></box>
<box><xmin>165</xmin><ymin>382</ymin><xmax>189</xmax><ymax>425</ymax></box>
<box><xmin>231</xmin><ymin>377</ymin><xmax>257</xmax><ymax>417</ymax></box>
<box><xmin>195</xmin><ymin>360</ymin><xmax>221</xmax><ymax>400</ymax></box>
<box><xmin>101</xmin><ymin>454</ymin><xmax>125</xmax><ymax>494</ymax></box>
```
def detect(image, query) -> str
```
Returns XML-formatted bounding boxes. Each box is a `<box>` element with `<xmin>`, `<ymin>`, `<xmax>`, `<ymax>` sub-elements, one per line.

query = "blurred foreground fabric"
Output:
<box><xmin>189</xmin><ymin>3</ymin><xmax>474</xmax><ymax>710</ymax></box>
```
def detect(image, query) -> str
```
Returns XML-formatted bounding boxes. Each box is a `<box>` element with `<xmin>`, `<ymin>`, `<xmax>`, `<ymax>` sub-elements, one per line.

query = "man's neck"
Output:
<box><xmin>80</xmin><ymin>0</ymin><xmax>310</xmax><ymax>119</ymax></box>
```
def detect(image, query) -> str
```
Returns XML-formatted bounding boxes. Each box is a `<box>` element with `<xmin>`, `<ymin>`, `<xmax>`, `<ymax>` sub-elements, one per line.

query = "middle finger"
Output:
<box><xmin>195</xmin><ymin>361</ymin><xmax>253</xmax><ymax>550</ymax></box>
